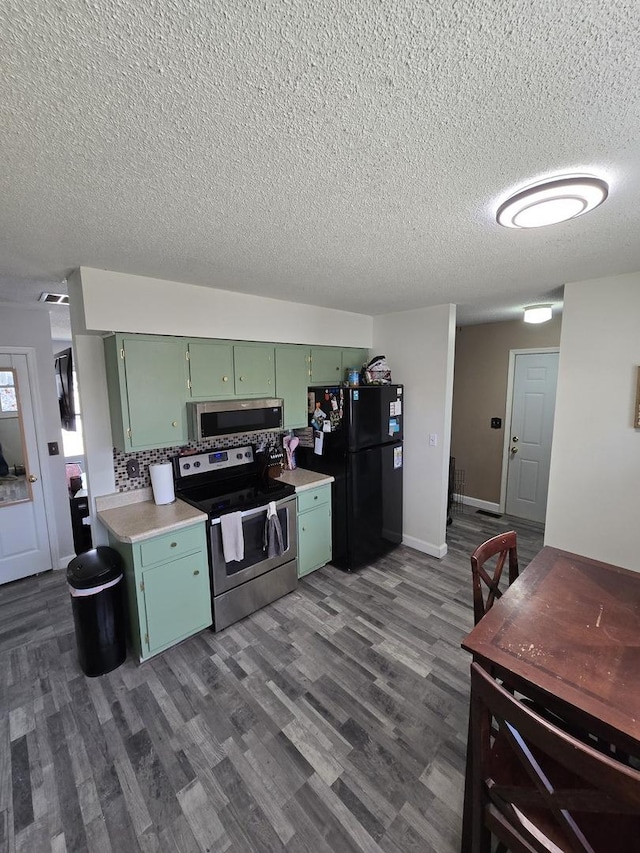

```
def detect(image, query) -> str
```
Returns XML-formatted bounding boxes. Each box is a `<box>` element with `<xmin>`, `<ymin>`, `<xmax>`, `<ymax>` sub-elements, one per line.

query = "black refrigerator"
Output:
<box><xmin>297</xmin><ymin>384</ymin><xmax>404</xmax><ymax>571</ymax></box>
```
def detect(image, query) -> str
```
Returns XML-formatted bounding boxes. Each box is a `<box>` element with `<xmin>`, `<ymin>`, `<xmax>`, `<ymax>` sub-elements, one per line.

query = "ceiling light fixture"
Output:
<box><xmin>497</xmin><ymin>176</ymin><xmax>608</xmax><ymax>229</ymax></box>
<box><xmin>523</xmin><ymin>304</ymin><xmax>553</xmax><ymax>324</ymax></box>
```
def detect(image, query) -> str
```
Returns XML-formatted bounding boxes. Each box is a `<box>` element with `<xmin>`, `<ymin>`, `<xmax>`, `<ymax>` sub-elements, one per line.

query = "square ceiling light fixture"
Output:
<box><xmin>523</xmin><ymin>304</ymin><xmax>553</xmax><ymax>324</ymax></box>
<box><xmin>497</xmin><ymin>175</ymin><xmax>608</xmax><ymax>229</ymax></box>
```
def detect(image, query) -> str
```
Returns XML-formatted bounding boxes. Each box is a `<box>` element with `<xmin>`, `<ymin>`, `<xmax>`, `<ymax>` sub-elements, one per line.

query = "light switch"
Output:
<box><xmin>429</xmin><ymin>433</ymin><xmax>437</xmax><ymax>447</ymax></box>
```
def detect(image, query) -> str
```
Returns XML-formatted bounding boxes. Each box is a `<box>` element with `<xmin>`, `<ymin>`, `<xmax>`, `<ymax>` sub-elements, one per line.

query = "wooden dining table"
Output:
<box><xmin>460</xmin><ymin>545</ymin><xmax>640</xmax><ymax>852</ymax></box>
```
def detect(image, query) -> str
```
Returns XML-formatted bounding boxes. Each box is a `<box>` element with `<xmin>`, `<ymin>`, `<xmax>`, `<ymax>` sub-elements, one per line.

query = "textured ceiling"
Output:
<box><xmin>1</xmin><ymin>0</ymin><xmax>640</xmax><ymax>334</ymax></box>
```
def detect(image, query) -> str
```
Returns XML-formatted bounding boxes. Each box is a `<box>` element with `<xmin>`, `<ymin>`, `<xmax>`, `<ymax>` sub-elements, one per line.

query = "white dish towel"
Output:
<box><xmin>220</xmin><ymin>511</ymin><xmax>244</xmax><ymax>562</ymax></box>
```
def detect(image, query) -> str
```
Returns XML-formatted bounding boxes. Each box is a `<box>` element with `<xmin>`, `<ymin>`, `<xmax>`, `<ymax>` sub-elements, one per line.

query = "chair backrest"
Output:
<box><xmin>470</xmin><ymin>531</ymin><xmax>518</xmax><ymax>624</ymax></box>
<box><xmin>470</xmin><ymin>662</ymin><xmax>640</xmax><ymax>853</ymax></box>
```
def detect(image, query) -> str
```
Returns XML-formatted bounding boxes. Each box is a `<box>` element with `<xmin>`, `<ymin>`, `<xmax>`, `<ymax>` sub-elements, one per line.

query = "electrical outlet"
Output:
<box><xmin>126</xmin><ymin>459</ymin><xmax>140</xmax><ymax>478</ymax></box>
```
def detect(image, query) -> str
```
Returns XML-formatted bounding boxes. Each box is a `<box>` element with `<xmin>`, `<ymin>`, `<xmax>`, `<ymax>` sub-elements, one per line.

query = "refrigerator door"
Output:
<box><xmin>335</xmin><ymin>441</ymin><xmax>403</xmax><ymax>571</ymax></box>
<box><xmin>345</xmin><ymin>385</ymin><xmax>403</xmax><ymax>450</ymax></box>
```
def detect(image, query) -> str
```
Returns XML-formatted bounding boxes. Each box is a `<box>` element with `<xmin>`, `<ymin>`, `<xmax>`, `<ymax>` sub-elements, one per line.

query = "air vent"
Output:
<box><xmin>39</xmin><ymin>292</ymin><xmax>69</xmax><ymax>305</ymax></box>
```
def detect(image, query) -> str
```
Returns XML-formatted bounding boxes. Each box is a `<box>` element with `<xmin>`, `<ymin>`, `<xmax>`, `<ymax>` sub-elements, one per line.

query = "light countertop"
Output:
<box><xmin>272</xmin><ymin>468</ymin><xmax>334</xmax><ymax>493</ymax></box>
<box><xmin>96</xmin><ymin>489</ymin><xmax>207</xmax><ymax>544</ymax></box>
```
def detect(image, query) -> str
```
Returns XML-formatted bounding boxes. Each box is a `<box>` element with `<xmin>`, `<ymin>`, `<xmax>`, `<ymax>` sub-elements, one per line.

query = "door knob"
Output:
<box><xmin>510</xmin><ymin>447</ymin><xmax>519</xmax><ymax>454</ymax></box>
<box><xmin>512</xmin><ymin>436</ymin><xmax>519</xmax><ymax>442</ymax></box>
<box><xmin>28</xmin><ymin>474</ymin><xmax>38</xmax><ymax>483</ymax></box>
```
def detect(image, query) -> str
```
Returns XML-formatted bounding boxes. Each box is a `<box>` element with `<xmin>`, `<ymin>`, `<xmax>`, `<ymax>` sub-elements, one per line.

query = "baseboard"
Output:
<box><xmin>455</xmin><ymin>495</ymin><xmax>501</xmax><ymax>514</ymax></box>
<box><xmin>402</xmin><ymin>535</ymin><xmax>448</xmax><ymax>559</ymax></box>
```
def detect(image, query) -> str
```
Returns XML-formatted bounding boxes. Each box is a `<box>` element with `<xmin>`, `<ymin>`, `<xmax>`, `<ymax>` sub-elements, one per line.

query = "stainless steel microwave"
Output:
<box><xmin>187</xmin><ymin>398</ymin><xmax>284</xmax><ymax>442</ymax></box>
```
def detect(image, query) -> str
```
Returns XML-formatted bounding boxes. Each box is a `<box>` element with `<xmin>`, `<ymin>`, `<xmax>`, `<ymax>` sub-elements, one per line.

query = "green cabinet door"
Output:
<box><xmin>297</xmin><ymin>486</ymin><xmax>332</xmax><ymax>577</ymax></box>
<box><xmin>188</xmin><ymin>340</ymin><xmax>234</xmax><ymax>398</ymax></box>
<box><xmin>234</xmin><ymin>344</ymin><xmax>275</xmax><ymax>396</ymax></box>
<box><xmin>107</xmin><ymin>522</ymin><xmax>211</xmax><ymax>663</ymax></box>
<box><xmin>143</xmin><ymin>552</ymin><xmax>212</xmax><ymax>653</ymax></box>
<box><xmin>275</xmin><ymin>345</ymin><xmax>310</xmax><ymax>429</ymax></box>
<box><xmin>310</xmin><ymin>347</ymin><xmax>343</xmax><ymax>384</ymax></box>
<box><xmin>104</xmin><ymin>334</ymin><xmax>187</xmax><ymax>451</ymax></box>
<box><xmin>341</xmin><ymin>348</ymin><xmax>369</xmax><ymax>376</ymax></box>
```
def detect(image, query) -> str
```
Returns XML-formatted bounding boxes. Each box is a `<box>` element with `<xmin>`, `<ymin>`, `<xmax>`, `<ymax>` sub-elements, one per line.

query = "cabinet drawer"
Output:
<box><xmin>140</xmin><ymin>525</ymin><xmax>204</xmax><ymax>566</ymax></box>
<box><xmin>297</xmin><ymin>484</ymin><xmax>331</xmax><ymax>513</ymax></box>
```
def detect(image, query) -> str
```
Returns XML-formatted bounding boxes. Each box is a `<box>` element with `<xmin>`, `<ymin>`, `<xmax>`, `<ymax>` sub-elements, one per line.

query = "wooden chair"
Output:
<box><xmin>469</xmin><ymin>662</ymin><xmax>640</xmax><ymax>853</ymax></box>
<box><xmin>470</xmin><ymin>531</ymin><xmax>519</xmax><ymax>625</ymax></box>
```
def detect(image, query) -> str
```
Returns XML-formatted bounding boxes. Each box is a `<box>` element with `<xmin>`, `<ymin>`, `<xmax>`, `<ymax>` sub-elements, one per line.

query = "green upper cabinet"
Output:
<box><xmin>187</xmin><ymin>340</ymin><xmax>275</xmax><ymax>398</ymax></box>
<box><xmin>275</xmin><ymin>345</ymin><xmax>310</xmax><ymax>429</ymax></box>
<box><xmin>104</xmin><ymin>334</ymin><xmax>187</xmax><ymax>452</ymax></box>
<box><xmin>310</xmin><ymin>346</ymin><xmax>369</xmax><ymax>384</ymax></box>
<box><xmin>310</xmin><ymin>347</ymin><xmax>343</xmax><ymax>384</ymax></box>
<box><xmin>187</xmin><ymin>340</ymin><xmax>234</xmax><ymax>398</ymax></box>
<box><xmin>233</xmin><ymin>344</ymin><xmax>275</xmax><ymax>396</ymax></box>
<box><xmin>341</xmin><ymin>348</ymin><xmax>369</xmax><ymax>377</ymax></box>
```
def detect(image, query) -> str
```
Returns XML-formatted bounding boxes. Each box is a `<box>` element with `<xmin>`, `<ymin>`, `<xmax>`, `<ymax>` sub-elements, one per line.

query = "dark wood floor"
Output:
<box><xmin>0</xmin><ymin>512</ymin><xmax>543</xmax><ymax>853</ymax></box>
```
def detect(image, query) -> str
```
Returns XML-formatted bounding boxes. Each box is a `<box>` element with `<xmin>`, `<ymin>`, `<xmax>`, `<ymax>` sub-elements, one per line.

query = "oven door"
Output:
<box><xmin>209</xmin><ymin>495</ymin><xmax>297</xmax><ymax>595</ymax></box>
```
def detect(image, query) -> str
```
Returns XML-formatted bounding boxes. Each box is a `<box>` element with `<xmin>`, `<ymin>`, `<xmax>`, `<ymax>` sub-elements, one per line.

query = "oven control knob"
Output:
<box><xmin>193</xmin><ymin>461</ymin><xmax>201</xmax><ymax>468</ymax></box>
<box><xmin>236</xmin><ymin>453</ymin><xmax>243</xmax><ymax>459</ymax></box>
<box><xmin>183</xmin><ymin>463</ymin><xmax>190</xmax><ymax>470</ymax></box>
<box><xmin>245</xmin><ymin>451</ymin><xmax>251</xmax><ymax>457</ymax></box>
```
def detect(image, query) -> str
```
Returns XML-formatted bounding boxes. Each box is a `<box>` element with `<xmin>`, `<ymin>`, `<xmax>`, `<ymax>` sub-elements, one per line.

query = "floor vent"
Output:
<box><xmin>476</xmin><ymin>509</ymin><xmax>503</xmax><ymax>519</ymax></box>
<box><xmin>39</xmin><ymin>292</ymin><xmax>69</xmax><ymax>305</ymax></box>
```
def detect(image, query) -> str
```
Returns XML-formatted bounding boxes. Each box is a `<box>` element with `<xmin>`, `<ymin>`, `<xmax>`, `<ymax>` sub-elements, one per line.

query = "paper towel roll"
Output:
<box><xmin>149</xmin><ymin>462</ymin><xmax>175</xmax><ymax>505</ymax></box>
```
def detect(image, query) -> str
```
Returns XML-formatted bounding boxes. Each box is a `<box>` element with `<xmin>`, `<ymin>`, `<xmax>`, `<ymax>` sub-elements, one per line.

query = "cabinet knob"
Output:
<box><xmin>193</xmin><ymin>569</ymin><xmax>200</xmax><ymax>576</ymax></box>
<box><xmin>336</xmin><ymin>366</ymin><xmax>340</xmax><ymax>371</ymax></box>
<box><xmin>223</xmin><ymin>376</ymin><xmax>229</xmax><ymax>382</ymax></box>
<box><xmin>314</xmin><ymin>495</ymin><xmax>318</xmax><ymax>500</ymax></box>
<box><xmin>302</xmin><ymin>527</ymin><xmax>306</xmax><ymax>532</ymax></box>
<box><xmin>170</xmin><ymin>541</ymin><xmax>177</xmax><ymax>548</ymax></box>
<box><xmin>239</xmin><ymin>376</ymin><xmax>244</xmax><ymax>381</ymax></box>
<box><xmin>268</xmin><ymin>379</ymin><xmax>272</xmax><ymax>384</ymax></box>
<box><xmin>172</xmin><ymin>421</ymin><xmax>178</xmax><ymax>427</ymax></box>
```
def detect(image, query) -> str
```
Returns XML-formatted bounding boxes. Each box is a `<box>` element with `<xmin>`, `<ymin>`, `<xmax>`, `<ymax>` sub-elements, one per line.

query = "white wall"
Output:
<box><xmin>545</xmin><ymin>272</ymin><xmax>640</xmax><ymax>570</ymax></box>
<box><xmin>373</xmin><ymin>304</ymin><xmax>456</xmax><ymax>557</ymax></box>
<box><xmin>68</xmin><ymin>270</ymin><xmax>117</xmax><ymax>545</ymax></box>
<box><xmin>80</xmin><ymin>267</ymin><xmax>373</xmax><ymax>346</ymax></box>
<box><xmin>0</xmin><ymin>303</ymin><xmax>75</xmax><ymax>565</ymax></box>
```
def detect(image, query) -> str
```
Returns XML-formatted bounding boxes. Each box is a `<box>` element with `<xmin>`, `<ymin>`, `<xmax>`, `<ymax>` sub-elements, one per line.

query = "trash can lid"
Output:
<box><xmin>67</xmin><ymin>546</ymin><xmax>123</xmax><ymax>589</ymax></box>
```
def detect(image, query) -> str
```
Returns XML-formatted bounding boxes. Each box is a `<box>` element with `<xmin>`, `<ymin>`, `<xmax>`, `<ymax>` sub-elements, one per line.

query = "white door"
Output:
<box><xmin>505</xmin><ymin>352</ymin><xmax>559</xmax><ymax>523</ymax></box>
<box><xmin>0</xmin><ymin>353</ymin><xmax>52</xmax><ymax>582</ymax></box>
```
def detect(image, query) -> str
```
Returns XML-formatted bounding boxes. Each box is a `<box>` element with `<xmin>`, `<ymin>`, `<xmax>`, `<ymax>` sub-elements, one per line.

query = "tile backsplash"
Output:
<box><xmin>113</xmin><ymin>432</ymin><xmax>283</xmax><ymax>492</ymax></box>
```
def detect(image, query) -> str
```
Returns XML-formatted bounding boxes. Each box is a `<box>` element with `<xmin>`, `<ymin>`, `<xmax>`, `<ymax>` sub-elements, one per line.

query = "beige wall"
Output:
<box><xmin>451</xmin><ymin>315</ymin><xmax>562</xmax><ymax>504</ymax></box>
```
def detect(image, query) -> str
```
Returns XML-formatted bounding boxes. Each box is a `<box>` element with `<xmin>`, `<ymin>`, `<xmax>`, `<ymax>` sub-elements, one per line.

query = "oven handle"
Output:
<box><xmin>210</xmin><ymin>497</ymin><xmax>294</xmax><ymax>526</ymax></box>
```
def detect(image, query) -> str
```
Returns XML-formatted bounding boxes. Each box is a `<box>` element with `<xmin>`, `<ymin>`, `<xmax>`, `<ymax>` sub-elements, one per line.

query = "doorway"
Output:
<box><xmin>0</xmin><ymin>352</ymin><xmax>53</xmax><ymax>583</ymax></box>
<box><xmin>501</xmin><ymin>349</ymin><xmax>559</xmax><ymax>523</ymax></box>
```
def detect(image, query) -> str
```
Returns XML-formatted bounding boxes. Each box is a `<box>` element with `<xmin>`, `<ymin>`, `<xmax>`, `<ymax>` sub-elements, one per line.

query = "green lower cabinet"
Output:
<box><xmin>297</xmin><ymin>485</ymin><xmax>332</xmax><ymax>577</ymax></box>
<box><xmin>109</xmin><ymin>523</ymin><xmax>212</xmax><ymax>662</ymax></box>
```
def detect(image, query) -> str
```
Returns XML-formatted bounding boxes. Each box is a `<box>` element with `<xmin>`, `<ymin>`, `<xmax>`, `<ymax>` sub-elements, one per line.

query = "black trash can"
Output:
<box><xmin>67</xmin><ymin>546</ymin><xmax>126</xmax><ymax>677</ymax></box>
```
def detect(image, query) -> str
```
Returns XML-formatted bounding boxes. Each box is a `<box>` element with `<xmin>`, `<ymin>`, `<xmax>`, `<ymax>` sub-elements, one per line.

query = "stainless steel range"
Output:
<box><xmin>172</xmin><ymin>444</ymin><xmax>297</xmax><ymax>631</ymax></box>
